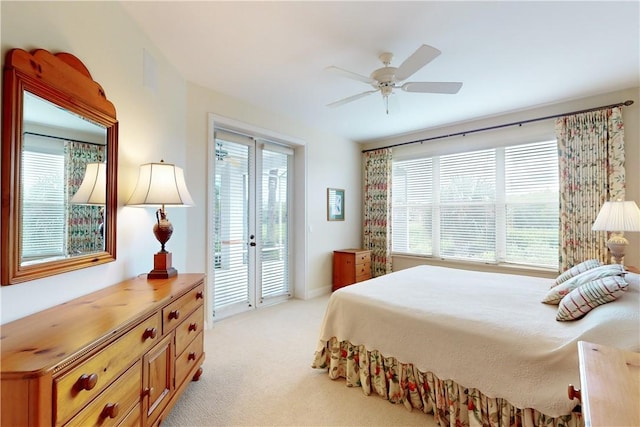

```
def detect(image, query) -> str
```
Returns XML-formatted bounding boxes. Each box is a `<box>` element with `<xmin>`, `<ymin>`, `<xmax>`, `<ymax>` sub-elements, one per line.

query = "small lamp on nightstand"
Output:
<box><xmin>592</xmin><ymin>200</ymin><xmax>640</xmax><ymax>265</ymax></box>
<box><xmin>126</xmin><ymin>160</ymin><xmax>194</xmax><ymax>279</ymax></box>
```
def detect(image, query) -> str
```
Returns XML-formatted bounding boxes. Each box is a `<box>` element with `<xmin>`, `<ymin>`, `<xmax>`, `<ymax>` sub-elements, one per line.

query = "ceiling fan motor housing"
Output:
<box><xmin>371</xmin><ymin>66</ymin><xmax>398</xmax><ymax>90</ymax></box>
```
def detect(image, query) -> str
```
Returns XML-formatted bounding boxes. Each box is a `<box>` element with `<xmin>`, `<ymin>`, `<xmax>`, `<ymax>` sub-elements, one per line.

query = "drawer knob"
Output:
<box><xmin>102</xmin><ymin>402</ymin><xmax>119</xmax><ymax>419</ymax></box>
<box><xmin>169</xmin><ymin>310</ymin><xmax>180</xmax><ymax>320</ymax></box>
<box><xmin>568</xmin><ymin>384</ymin><xmax>581</xmax><ymax>401</ymax></box>
<box><xmin>76</xmin><ymin>373</ymin><xmax>98</xmax><ymax>391</ymax></box>
<box><xmin>188</xmin><ymin>322</ymin><xmax>198</xmax><ymax>332</ymax></box>
<box><xmin>143</xmin><ymin>327</ymin><xmax>157</xmax><ymax>340</ymax></box>
<box><xmin>143</xmin><ymin>387</ymin><xmax>155</xmax><ymax>397</ymax></box>
<box><xmin>188</xmin><ymin>352</ymin><xmax>197</xmax><ymax>361</ymax></box>
<box><xmin>196</xmin><ymin>291</ymin><xmax>204</xmax><ymax>300</ymax></box>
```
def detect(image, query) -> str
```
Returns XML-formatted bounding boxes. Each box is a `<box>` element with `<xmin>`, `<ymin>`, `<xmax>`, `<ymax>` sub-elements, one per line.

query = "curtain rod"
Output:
<box><xmin>362</xmin><ymin>99</ymin><xmax>634</xmax><ymax>153</ymax></box>
<box><xmin>24</xmin><ymin>131</ymin><xmax>101</xmax><ymax>146</ymax></box>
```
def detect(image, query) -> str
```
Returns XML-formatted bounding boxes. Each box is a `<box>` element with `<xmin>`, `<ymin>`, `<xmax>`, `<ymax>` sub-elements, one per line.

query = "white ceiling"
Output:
<box><xmin>120</xmin><ymin>1</ymin><xmax>640</xmax><ymax>143</ymax></box>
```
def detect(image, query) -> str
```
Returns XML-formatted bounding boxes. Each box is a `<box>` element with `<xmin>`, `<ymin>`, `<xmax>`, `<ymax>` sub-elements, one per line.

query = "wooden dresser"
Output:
<box><xmin>1</xmin><ymin>273</ymin><xmax>205</xmax><ymax>426</ymax></box>
<box><xmin>332</xmin><ymin>249</ymin><xmax>371</xmax><ymax>291</ymax></box>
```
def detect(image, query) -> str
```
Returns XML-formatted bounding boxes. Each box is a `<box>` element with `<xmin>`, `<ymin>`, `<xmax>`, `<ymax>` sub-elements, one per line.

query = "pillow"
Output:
<box><xmin>552</xmin><ymin>259</ymin><xmax>602</xmax><ymax>288</ymax></box>
<box><xmin>556</xmin><ymin>275</ymin><xmax>628</xmax><ymax>321</ymax></box>
<box><xmin>542</xmin><ymin>263</ymin><xmax>625</xmax><ymax>304</ymax></box>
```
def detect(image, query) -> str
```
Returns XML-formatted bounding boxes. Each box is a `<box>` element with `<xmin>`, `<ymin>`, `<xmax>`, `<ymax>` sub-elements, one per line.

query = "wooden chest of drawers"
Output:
<box><xmin>1</xmin><ymin>274</ymin><xmax>205</xmax><ymax>426</ymax></box>
<box><xmin>332</xmin><ymin>249</ymin><xmax>371</xmax><ymax>291</ymax></box>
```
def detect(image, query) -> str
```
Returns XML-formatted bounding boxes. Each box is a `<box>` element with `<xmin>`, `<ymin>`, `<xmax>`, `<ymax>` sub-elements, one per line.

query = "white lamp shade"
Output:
<box><xmin>70</xmin><ymin>162</ymin><xmax>106</xmax><ymax>205</ymax></box>
<box><xmin>126</xmin><ymin>161</ymin><xmax>194</xmax><ymax>207</ymax></box>
<box><xmin>592</xmin><ymin>200</ymin><xmax>640</xmax><ymax>232</ymax></box>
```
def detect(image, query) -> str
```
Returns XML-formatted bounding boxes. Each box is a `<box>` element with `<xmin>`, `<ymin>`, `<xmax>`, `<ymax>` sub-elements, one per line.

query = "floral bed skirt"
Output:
<box><xmin>312</xmin><ymin>338</ymin><xmax>583</xmax><ymax>427</ymax></box>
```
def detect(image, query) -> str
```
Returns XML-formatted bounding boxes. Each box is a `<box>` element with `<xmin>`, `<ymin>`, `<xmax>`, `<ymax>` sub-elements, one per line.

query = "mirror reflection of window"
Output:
<box><xmin>21</xmin><ymin>136</ymin><xmax>66</xmax><ymax>262</ymax></box>
<box><xmin>21</xmin><ymin>133</ymin><xmax>106</xmax><ymax>265</ymax></box>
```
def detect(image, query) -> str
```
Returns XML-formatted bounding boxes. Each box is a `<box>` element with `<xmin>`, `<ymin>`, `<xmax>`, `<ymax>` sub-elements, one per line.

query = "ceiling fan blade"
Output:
<box><xmin>401</xmin><ymin>81</ymin><xmax>463</xmax><ymax>94</ymax></box>
<box><xmin>327</xmin><ymin>90</ymin><xmax>378</xmax><ymax>108</ymax></box>
<box><xmin>395</xmin><ymin>44</ymin><xmax>441</xmax><ymax>81</ymax></box>
<box><xmin>325</xmin><ymin>66</ymin><xmax>376</xmax><ymax>85</ymax></box>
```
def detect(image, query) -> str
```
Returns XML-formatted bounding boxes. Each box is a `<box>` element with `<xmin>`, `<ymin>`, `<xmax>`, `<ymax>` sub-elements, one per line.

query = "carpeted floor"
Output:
<box><xmin>162</xmin><ymin>294</ymin><xmax>436</xmax><ymax>426</ymax></box>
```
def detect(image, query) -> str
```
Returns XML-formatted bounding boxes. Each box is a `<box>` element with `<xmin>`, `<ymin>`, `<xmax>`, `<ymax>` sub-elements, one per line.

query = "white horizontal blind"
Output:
<box><xmin>258</xmin><ymin>145</ymin><xmax>291</xmax><ymax>300</ymax></box>
<box><xmin>213</xmin><ymin>132</ymin><xmax>252</xmax><ymax>310</ymax></box>
<box><xmin>21</xmin><ymin>149</ymin><xmax>66</xmax><ymax>260</ymax></box>
<box><xmin>504</xmin><ymin>140</ymin><xmax>559</xmax><ymax>267</ymax></box>
<box><xmin>440</xmin><ymin>149</ymin><xmax>496</xmax><ymax>261</ymax></box>
<box><xmin>392</xmin><ymin>140</ymin><xmax>559</xmax><ymax>269</ymax></box>
<box><xmin>392</xmin><ymin>158</ymin><xmax>432</xmax><ymax>255</ymax></box>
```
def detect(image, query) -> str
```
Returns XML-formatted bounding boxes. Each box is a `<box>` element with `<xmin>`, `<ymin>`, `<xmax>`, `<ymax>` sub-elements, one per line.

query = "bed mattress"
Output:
<box><xmin>315</xmin><ymin>265</ymin><xmax>640</xmax><ymax>417</ymax></box>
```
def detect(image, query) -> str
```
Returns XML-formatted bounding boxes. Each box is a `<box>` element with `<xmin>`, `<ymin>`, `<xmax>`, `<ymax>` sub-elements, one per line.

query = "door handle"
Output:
<box><xmin>249</xmin><ymin>242</ymin><xmax>256</xmax><ymax>247</ymax></box>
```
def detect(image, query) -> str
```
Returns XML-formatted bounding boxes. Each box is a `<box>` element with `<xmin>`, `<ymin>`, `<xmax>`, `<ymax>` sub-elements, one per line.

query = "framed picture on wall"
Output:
<box><xmin>327</xmin><ymin>188</ymin><xmax>345</xmax><ymax>221</ymax></box>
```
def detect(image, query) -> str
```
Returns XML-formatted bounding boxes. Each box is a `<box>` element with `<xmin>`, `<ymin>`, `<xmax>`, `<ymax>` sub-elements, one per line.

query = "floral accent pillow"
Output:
<box><xmin>542</xmin><ymin>263</ymin><xmax>625</xmax><ymax>304</ymax></box>
<box><xmin>556</xmin><ymin>275</ymin><xmax>628</xmax><ymax>321</ymax></box>
<box><xmin>552</xmin><ymin>259</ymin><xmax>602</xmax><ymax>288</ymax></box>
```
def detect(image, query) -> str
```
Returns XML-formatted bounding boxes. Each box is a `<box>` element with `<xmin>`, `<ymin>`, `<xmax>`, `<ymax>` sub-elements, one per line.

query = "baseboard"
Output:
<box><xmin>306</xmin><ymin>284</ymin><xmax>332</xmax><ymax>299</ymax></box>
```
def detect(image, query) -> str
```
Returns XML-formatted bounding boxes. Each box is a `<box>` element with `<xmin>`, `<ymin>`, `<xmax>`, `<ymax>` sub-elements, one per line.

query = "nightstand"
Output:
<box><xmin>568</xmin><ymin>341</ymin><xmax>639</xmax><ymax>427</ymax></box>
<box><xmin>332</xmin><ymin>249</ymin><xmax>371</xmax><ymax>291</ymax></box>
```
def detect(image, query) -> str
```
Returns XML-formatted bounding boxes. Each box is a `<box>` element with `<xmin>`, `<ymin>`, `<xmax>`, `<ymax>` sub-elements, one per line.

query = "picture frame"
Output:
<box><xmin>327</xmin><ymin>188</ymin><xmax>345</xmax><ymax>221</ymax></box>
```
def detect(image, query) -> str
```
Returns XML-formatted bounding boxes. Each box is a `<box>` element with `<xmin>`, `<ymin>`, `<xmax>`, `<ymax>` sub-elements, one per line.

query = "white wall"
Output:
<box><xmin>362</xmin><ymin>87</ymin><xmax>640</xmax><ymax>270</ymax></box>
<box><xmin>0</xmin><ymin>1</ymin><xmax>363</xmax><ymax>323</ymax></box>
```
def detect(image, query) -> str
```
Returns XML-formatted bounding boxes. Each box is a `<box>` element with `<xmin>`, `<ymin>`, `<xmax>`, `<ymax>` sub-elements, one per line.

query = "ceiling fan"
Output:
<box><xmin>326</xmin><ymin>44</ymin><xmax>462</xmax><ymax>114</ymax></box>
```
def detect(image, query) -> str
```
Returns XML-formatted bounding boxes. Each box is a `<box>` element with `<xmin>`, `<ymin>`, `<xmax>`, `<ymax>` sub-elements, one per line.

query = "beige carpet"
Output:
<box><xmin>162</xmin><ymin>294</ymin><xmax>437</xmax><ymax>426</ymax></box>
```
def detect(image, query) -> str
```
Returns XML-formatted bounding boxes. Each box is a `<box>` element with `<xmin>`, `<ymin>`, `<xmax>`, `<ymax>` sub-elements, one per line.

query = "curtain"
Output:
<box><xmin>555</xmin><ymin>107</ymin><xmax>625</xmax><ymax>269</ymax></box>
<box><xmin>65</xmin><ymin>141</ymin><xmax>106</xmax><ymax>254</ymax></box>
<box><xmin>363</xmin><ymin>148</ymin><xmax>392</xmax><ymax>276</ymax></box>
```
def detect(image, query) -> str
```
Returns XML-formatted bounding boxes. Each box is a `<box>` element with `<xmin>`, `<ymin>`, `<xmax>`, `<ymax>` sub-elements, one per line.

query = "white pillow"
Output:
<box><xmin>542</xmin><ymin>263</ymin><xmax>625</xmax><ymax>305</ymax></box>
<box><xmin>556</xmin><ymin>275</ymin><xmax>628</xmax><ymax>321</ymax></box>
<box><xmin>552</xmin><ymin>259</ymin><xmax>602</xmax><ymax>288</ymax></box>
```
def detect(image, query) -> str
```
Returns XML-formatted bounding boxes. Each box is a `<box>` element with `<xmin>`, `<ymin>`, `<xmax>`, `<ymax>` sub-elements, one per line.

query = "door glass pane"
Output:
<box><xmin>213</xmin><ymin>138</ymin><xmax>251</xmax><ymax>312</ymax></box>
<box><xmin>259</xmin><ymin>146</ymin><xmax>290</xmax><ymax>301</ymax></box>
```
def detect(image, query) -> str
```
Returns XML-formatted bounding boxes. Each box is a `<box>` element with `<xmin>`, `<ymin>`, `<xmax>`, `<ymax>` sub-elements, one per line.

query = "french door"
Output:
<box><xmin>212</xmin><ymin>129</ymin><xmax>292</xmax><ymax>320</ymax></box>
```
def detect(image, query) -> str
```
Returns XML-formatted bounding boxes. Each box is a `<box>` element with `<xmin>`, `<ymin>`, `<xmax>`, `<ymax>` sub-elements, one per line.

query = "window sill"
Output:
<box><xmin>391</xmin><ymin>254</ymin><xmax>558</xmax><ymax>279</ymax></box>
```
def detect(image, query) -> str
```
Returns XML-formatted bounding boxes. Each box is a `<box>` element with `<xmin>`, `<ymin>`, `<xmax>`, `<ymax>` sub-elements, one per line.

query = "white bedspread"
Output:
<box><xmin>316</xmin><ymin>266</ymin><xmax>640</xmax><ymax>417</ymax></box>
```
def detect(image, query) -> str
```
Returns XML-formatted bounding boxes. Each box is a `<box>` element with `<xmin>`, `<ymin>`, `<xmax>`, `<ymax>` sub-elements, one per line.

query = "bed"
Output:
<box><xmin>312</xmin><ymin>265</ymin><xmax>640</xmax><ymax>427</ymax></box>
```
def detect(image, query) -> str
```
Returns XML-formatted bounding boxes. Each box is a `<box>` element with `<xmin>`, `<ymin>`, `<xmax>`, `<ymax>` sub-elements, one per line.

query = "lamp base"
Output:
<box><xmin>607</xmin><ymin>233</ymin><xmax>628</xmax><ymax>265</ymax></box>
<box><xmin>148</xmin><ymin>251</ymin><xmax>178</xmax><ymax>279</ymax></box>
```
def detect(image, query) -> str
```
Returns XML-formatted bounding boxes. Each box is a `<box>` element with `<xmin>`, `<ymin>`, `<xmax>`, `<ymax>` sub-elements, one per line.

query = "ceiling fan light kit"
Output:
<box><xmin>326</xmin><ymin>44</ymin><xmax>463</xmax><ymax>114</ymax></box>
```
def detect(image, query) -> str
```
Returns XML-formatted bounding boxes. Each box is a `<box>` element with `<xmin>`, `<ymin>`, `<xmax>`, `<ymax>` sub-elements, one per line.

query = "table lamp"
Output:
<box><xmin>592</xmin><ymin>200</ymin><xmax>640</xmax><ymax>264</ymax></box>
<box><xmin>126</xmin><ymin>160</ymin><xmax>194</xmax><ymax>278</ymax></box>
<box><xmin>70</xmin><ymin>162</ymin><xmax>106</xmax><ymax>238</ymax></box>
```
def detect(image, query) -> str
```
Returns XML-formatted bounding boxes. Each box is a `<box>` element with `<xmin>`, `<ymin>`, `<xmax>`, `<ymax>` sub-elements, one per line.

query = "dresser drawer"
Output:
<box><xmin>118</xmin><ymin>403</ymin><xmax>141</xmax><ymax>427</ymax></box>
<box><xmin>355</xmin><ymin>252</ymin><xmax>370</xmax><ymax>265</ymax></box>
<box><xmin>65</xmin><ymin>361</ymin><xmax>141</xmax><ymax>427</ymax></box>
<box><xmin>175</xmin><ymin>332</ymin><xmax>204</xmax><ymax>387</ymax></box>
<box><xmin>355</xmin><ymin>261</ymin><xmax>371</xmax><ymax>278</ymax></box>
<box><xmin>163</xmin><ymin>283</ymin><xmax>205</xmax><ymax>334</ymax></box>
<box><xmin>54</xmin><ymin>313</ymin><xmax>161</xmax><ymax>425</ymax></box>
<box><xmin>175</xmin><ymin>305</ymin><xmax>204</xmax><ymax>356</ymax></box>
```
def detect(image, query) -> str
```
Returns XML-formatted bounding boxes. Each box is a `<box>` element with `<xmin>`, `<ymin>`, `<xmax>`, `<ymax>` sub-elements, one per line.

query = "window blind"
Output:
<box><xmin>392</xmin><ymin>140</ymin><xmax>559</xmax><ymax>269</ymax></box>
<box><xmin>21</xmin><ymin>149</ymin><xmax>66</xmax><ymax>260</ymax></box>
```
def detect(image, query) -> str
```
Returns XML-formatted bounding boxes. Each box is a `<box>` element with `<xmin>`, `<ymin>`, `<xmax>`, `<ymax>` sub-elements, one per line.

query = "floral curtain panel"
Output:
<box><xmin>313</xmin><ymin>338</ymin><xmax>581</xmax><ymax>427</ymax></box>
<box><xmin>65</xmin><ymin>141</ymin><xmax>106</xmax><ymax>254</ymax></box>
<box><xmin>363</xmin><ymin>148</ymin><xmax>393</xmax><ymax>276</ymax></box>
<box><xmin>555</xmin><ymin>107</ymin><xmax>625</xmax><ymax>270</ymax></box>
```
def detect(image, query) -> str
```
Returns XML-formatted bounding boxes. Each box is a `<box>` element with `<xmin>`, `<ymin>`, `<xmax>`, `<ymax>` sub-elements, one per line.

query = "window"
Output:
<box><xmin>392</xmin><ymin>140</ymin><xmax>559</xmax><ymax>269</ymax></box>
<box><xmin>21</xmin><ymin>147</ymin><xmax>66</xmax><ymax>261</ymax></box>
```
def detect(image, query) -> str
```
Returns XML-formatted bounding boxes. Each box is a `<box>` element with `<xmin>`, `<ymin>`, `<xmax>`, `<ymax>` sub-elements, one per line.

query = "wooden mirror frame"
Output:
<box><xmin>1</xmin><ymin>49</ymin><xmax>118</xmax><ymax>285</ymax></box>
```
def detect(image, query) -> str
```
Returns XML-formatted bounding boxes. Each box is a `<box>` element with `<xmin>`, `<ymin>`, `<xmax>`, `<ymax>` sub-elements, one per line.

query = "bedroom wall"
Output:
<box><xmin>362</xmin><ymin>87</ymin><xmax>640</xmax><ymax>272</ymax></box>
<box><xmin>0</xmin><ymin>1</ymin><xmax>362</xmax><ymax>324</ymax></box>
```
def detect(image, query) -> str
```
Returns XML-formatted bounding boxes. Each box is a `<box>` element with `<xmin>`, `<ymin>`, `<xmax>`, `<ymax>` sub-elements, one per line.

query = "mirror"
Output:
<box><xmin>2</xmin><ymin>49</ymin><xmax>118</xmax><ymax>285</ymax></box>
